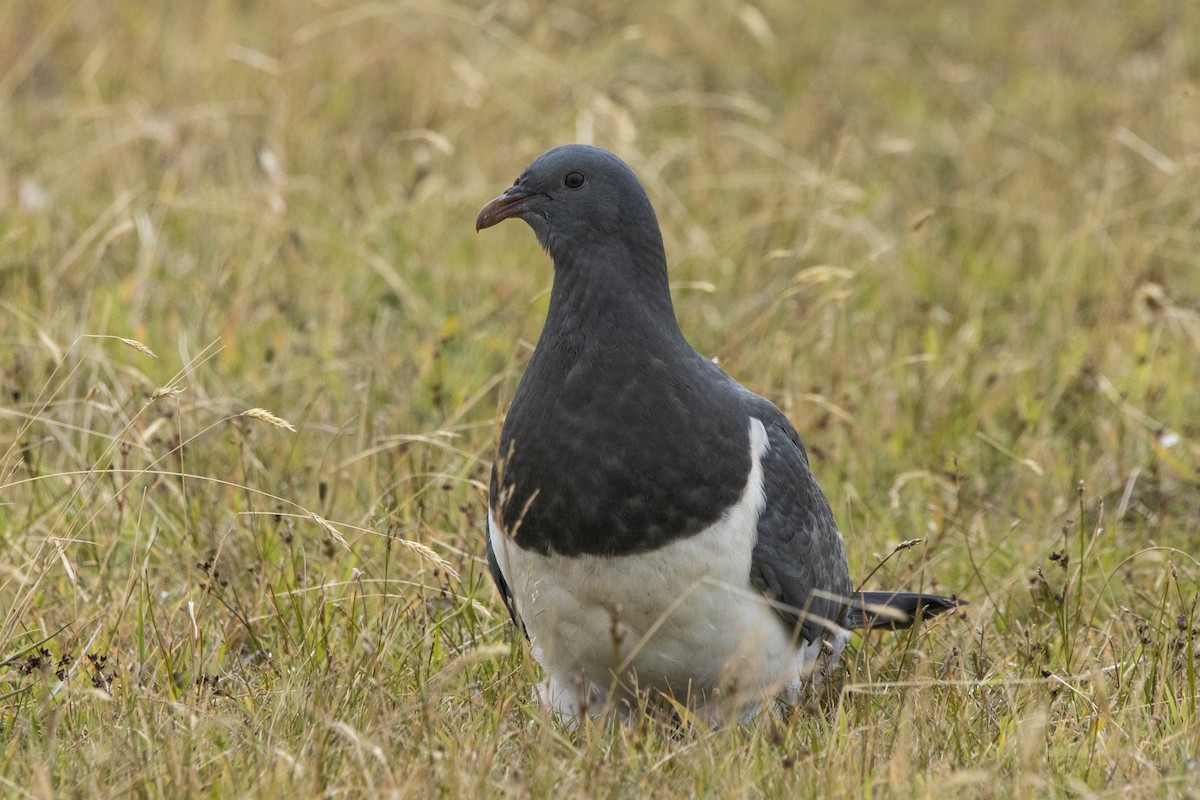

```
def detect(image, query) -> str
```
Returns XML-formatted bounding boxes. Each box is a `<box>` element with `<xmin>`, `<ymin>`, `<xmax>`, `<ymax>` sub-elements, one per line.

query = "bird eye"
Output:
<box><xmin>564</xmin><ymin>171</ymin><xmax>585</xmax><ymax>189</ymax></box>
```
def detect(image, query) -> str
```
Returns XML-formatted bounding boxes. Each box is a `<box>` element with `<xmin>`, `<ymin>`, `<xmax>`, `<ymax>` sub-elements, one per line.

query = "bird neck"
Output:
<box><xmin>546</xmin><ymin>236</ymin><xmax>681</xmax><ymax>344</ymax></box>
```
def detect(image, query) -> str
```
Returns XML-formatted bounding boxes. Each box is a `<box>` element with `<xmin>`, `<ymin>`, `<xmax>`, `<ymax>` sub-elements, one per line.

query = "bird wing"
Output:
<box><xmin>844</xmin><ymin>591</ymin><xmax>966</xmax><ymax>630</ymax></box>
<box><xmin>740</xmin><ymin>390</ymin><xmax>855</xmax><ymax>644</ymax></box>
<box><xmin>486</xmin><ymin>515</ymin><xmax>527</xmax><ymax>638</ymax></box>
<box><xmin>487</xmin><ymin>460</ymin><xmax>526</xmax><ymax>638</ymax></box>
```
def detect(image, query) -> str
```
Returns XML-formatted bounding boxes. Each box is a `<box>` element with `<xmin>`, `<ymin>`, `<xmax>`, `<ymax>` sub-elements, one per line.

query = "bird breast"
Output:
<box><xmin>488</xmin><ymin>419</ymin><xmax>835</xmax><ymax>714</ymax></box>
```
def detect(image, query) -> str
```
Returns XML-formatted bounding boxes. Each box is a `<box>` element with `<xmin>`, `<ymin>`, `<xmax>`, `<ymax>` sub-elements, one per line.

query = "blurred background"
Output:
<box><xmin>2</xmin><ymin>0</ymin><xmax>1198</xmax><ymax>795</ymax></box>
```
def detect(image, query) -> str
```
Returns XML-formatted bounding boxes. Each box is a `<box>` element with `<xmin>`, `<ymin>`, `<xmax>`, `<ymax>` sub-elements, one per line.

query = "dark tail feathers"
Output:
<box><xmin>845</xmin><ymin>591</ymin><xmax>966</xmax><ymax>631</ymax></box>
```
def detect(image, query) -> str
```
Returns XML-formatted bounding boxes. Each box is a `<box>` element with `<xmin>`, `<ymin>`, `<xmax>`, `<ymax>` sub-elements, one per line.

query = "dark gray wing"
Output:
<box><xmin>486</xmin><ymin>464</ymin><xmax>524</xmax><ymax>638</ymax></box>
<box><xmin>485</xmin><ymin>524</ymin><xmax>527</xmax><ymax>639</ymax></box>
<box><xmin>846</xmin><ymin>591</ymin><xmax>966</xmax><ymax>630</ymax></box>
<box><xmin>741</xmin><ymin>391</ymin><xmax>854</xmax><ymax>644</ymax></box>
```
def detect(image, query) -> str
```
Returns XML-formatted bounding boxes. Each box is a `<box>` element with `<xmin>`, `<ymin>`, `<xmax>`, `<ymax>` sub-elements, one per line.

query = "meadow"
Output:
<box><xmin>2</xmin><ymin>0</ymin><xmax>1199</xmax><ymax>796</ymax></box>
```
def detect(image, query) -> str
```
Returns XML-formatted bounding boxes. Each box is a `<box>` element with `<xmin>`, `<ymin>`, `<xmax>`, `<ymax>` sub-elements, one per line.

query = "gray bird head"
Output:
<box><xmin>476</xmin><ymin>145</ymin><xmax>664</xmax><ymax>267</ymax></box>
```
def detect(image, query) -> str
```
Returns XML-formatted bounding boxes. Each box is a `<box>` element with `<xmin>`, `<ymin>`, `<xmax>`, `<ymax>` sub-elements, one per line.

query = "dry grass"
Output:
<box><xmin>2</xmin><ymin>0</ymin><xmax>1199</xmax><ymax>797</ymax></box>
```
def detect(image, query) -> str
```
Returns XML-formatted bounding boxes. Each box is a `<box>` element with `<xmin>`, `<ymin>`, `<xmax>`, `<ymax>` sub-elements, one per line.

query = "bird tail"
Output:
<box><xmin>844</xmin><ymin>591</ymin><xmax>965</xmax><ymax>631</ymax></box>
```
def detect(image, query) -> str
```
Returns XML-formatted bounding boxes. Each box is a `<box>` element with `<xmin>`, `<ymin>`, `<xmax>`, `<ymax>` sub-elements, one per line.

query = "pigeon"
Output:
<box><xmin>476</xmin><ymin>144</ymin><xmax>963</xmax><ymax>724</ymax></box>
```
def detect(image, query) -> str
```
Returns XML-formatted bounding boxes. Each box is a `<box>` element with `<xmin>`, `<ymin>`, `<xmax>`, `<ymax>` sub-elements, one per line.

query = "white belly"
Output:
<box><xmin>488</xmin><ymin>418</ymin><xmax>843</xmax><ymax>723</ymax></box>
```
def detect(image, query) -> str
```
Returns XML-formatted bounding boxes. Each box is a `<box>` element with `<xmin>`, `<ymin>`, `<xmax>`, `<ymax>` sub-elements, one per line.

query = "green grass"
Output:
<box><xmin>2</xmin><ymin>0</ymin><xmax>1199</xmax><ymax>796</ymax></box>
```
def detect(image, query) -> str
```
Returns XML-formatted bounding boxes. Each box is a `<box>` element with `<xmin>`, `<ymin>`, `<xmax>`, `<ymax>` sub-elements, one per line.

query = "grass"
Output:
<box><xmin>2</xmin><ymin>0</ymin><xmax>1199</xmax><ymax>796</ymax></box>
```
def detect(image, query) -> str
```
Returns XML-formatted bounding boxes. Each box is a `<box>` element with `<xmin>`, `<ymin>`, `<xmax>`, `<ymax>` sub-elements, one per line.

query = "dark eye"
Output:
<box><xmin>564</xmin><ymin>171</ymin><xmax>585</xmax><ymax>189</ymax></box>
